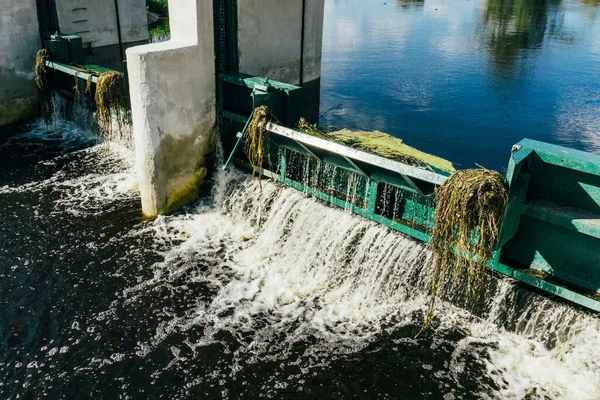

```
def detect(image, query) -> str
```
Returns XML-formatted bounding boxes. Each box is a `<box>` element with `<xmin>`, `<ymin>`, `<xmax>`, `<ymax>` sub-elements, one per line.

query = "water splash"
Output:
<box><xmin>116</xmin><ymin>175</ymin><xmax>600</xmax><ymax>399</ymax></box>
<box><xmin>1</xmin><ymin>118</ymin><xmax>598</xmax><ymax>398</ymax></box>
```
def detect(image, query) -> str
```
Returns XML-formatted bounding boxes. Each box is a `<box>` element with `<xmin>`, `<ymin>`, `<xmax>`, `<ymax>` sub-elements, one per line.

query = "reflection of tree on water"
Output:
<box><xmin>395</xmin><ymin>0</ymin><xmax>425</xmax><ymax>8</ymax></box>
<box><xmin>478</xmin><ymin>0</ymin><xmax>563</xmax><ymax>77</ymax></box>
<box><xmin>580</xmin><ymin>0</ymin><xmax>600</xmax><ymax>20</ymax></box>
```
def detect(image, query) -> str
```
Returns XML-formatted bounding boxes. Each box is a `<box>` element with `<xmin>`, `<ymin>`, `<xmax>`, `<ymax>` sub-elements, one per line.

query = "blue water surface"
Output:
<box><xmin>320</xmin><ymin>0</ymin><xmax>600</xmax><ymax>171</ymax></box>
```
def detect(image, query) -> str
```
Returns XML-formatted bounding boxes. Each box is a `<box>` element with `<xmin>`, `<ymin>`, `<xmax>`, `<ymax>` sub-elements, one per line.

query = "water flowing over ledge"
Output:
<box><xmin>0</xmin><ymin>120</ymin><xmax>598</xmax><ymax>399</ymax></box>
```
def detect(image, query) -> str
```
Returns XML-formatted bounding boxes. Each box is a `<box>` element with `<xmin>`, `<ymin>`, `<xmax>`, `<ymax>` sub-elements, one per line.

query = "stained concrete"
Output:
<box><xmin>55</xmin><ymin>0</ymin><xmax>148</xmax><ymax>49</ymax></box>
<box><xmin>126</xmin><ymin>0</ymin><xmax>216</xmax><ymax>217</ymax></box>
<box><xmin>0</xmin><ymin>0</ymin><xmax>41</xmax><ymax>126</ymax></box>
<box><xmin>237</xmin><ymin>0</ymin><xmax>324</xmax><ymax>121</ymax></box>
<box><xmin>237</xmin><ymin>0</ymin><xmax>324</xmax><ymax>84</ymax></box>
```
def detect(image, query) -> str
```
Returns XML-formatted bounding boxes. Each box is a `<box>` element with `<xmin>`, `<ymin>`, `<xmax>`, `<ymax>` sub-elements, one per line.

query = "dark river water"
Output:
<box><xmin>320</xmin><ymin>0</ymin><xmax>600</xmax><ymax>171</ymax></box>
<box><xmin>2</xmin><ymin>0</ymin><xmax>600</xmax><ymax>399</ymax></box>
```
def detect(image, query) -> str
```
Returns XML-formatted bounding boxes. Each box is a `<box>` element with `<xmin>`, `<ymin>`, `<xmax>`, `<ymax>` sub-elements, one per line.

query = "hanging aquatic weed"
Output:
<box><xmin>297</xmin><ymin>118</ymin><xmax>454</xmax><ymax>173</ymax></box>
<box><xmin>244</xmin><ymin>105</ymin><xmax>275</xmax><ymax>189</ymax></box>
<box><xmin>94</xmin><ymin>71</ymin><xmax>129</xmax><ymax>142</ymax></box>
<box><xmin>85</xmin><ymin>73</ymin><xmax>93</xmax><ymax>96</ymax></box>
<box><xmin>298</xmin><ymin>117</ymin><xmax>333</xmax><ymax>140</ymax></box>
<box><xmin>73</xmin><ymin>72</ymin><xmax>81</xmax><ymax>102</ymax></box>
<box><xmin>421</xmin><ymin>168</ymin><xmax>508</xmax><ymax>332</ymax></box>
<box><xmin>34</xmin><ymin>49</ymin><xmax>53</xmax><ymax>124</ymax></box>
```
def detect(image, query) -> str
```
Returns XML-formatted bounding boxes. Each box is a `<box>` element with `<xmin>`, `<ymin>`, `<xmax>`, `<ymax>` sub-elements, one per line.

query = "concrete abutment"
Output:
<box><xmin>127</xmin><ymin>0</ymin><xmax>325</xmax><ymax>216</ymax></box>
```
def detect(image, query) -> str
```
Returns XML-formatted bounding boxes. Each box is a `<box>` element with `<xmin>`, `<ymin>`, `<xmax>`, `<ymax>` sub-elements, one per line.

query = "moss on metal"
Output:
<box><xmin>34</xmin><ymin>49</ymin><xmax>52</xmax><ymax>124</ymax></box>
<box><xmin>421</xmin><ymin>168</ymin><xmax>508</xmax><ymax>332</ymax></box>
<box><xmin>298</xmin><ymin>118</ymin><xmax>454</xmax><ymax>173</ymax></box>
<box><xmin>95</xmin><ymin>71</ymin><xmax>129</xmax><ymax>141</ymax></box>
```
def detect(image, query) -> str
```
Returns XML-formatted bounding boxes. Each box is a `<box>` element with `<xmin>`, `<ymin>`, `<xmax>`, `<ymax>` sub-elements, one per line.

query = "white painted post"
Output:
<box><xmin>126</xmin><ymin>0</ymin><xmax>216</xmax><ymax>216</ymax></box>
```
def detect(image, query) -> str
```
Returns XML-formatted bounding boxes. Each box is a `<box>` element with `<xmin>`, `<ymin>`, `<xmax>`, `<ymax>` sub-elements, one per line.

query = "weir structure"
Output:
<box><xmin>0</xmin><ymin>0</ymin><xmax>148</xmax><ymax>127</ymax></box>
<box><xmin>11</xmin><ymin>0</ymin><xmax>600</xmax><ymax>313</ymax></box>
<box><xmin>126</xmin><ymin>0</ymin><xmax>324</xmax><ymax>216</ymax></box>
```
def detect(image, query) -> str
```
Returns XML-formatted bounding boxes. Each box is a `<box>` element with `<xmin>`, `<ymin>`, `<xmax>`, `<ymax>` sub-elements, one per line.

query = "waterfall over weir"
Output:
<box><xmin>0</xmin><ymin>120</ymin><xmax>599</xmax><ymax>399</ymax></box>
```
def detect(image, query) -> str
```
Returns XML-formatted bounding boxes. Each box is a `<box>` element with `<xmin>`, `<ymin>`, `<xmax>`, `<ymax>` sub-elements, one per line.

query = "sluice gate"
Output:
<box><xmin>33</xmin><ymin>0</ymin><xmax>600</xmax><ymax>314</ymax></box>
<box><xmin>218</xmin><ymin>73</ymin><xmax>600</xmax><ymax>313</ymax></box>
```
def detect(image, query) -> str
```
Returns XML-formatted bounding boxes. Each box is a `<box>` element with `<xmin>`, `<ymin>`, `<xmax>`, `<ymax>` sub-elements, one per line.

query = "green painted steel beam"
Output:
<box><xmin>490</xmin><ymin>263</ymin><xmax>600</xmax><ymax>312</ymax></box>
<box><xmin>523</xmin><ymin>200</ymin><xmax>600</xmax><ymax>240</ymax></box>
<box><xmin>267</xmin><ymin>123</ymin><xmax>449</xmax><ymax>186</ymax></box>
<box><xmin>516</xmin><ymin>139</ymin><xmax>600</xmax><ymax>177</ymax></box>
<box><xmin>46</xmin><ymin>61</ymin><xmax>99</xmax><ymax>83</ymax></box>
<box><xmin>45</xmin><ymin>61</ymin><xmax>121</xmax><ymax>83</ymax></box>
<box><xmin>221</xmin><ymin>110</ymin><xmax>247</xmax><ymax>124</ymax></box>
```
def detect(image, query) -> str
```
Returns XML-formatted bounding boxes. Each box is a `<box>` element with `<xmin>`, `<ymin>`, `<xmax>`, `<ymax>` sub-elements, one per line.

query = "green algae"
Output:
<box><xmin>164</xmin><ymin>168</ymin><xmax>207</xmax><ymax>215</ymax></box>
<box><xmin>297</xmin><ymin>118</ymin><xmax>455</xmax><ymax>174</ymax></box>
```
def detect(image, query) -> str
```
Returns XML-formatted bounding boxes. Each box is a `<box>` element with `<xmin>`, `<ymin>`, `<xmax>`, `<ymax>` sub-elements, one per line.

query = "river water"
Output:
<box><xmin>320</xmin><ymin>0</ymin><xmax>600</xmax><ymax>170</ymax></box>
<box><xmin>1</xmin><ymin>113</ymin><xmax>599</xmax><ymax>398</ymax></box>
<box><xmin>2</xmin><ymin>0</ymin><xmax>600</xmax><ymax>398</ymax></box>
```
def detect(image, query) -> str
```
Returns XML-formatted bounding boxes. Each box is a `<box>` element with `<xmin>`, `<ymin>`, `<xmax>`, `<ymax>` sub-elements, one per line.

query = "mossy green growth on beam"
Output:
<box><xmin>297</xmin><ymin>119</ymin><xmax>455</xmax><ymax>175</ymax></box>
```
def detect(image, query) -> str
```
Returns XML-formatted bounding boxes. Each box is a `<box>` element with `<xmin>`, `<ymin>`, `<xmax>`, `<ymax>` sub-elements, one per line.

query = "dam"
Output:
<box><xmin>1</xmin><ymin>0</ymin><xmax>600</xmax><ymax>398</ymax></box>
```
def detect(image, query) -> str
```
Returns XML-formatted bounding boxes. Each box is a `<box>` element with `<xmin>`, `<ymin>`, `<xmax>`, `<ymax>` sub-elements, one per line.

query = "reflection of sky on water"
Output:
<box><xmin>320</xmin><ymin>0</ymin><xmax>600</xmax><ymax>170</ymax></box>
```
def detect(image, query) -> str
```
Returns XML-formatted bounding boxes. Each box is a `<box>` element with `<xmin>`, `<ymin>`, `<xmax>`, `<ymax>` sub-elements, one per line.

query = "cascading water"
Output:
<box><xmin>1</xmin><ymin>108</ymin><xmax>599</xmax><ymax>399</ymax></box>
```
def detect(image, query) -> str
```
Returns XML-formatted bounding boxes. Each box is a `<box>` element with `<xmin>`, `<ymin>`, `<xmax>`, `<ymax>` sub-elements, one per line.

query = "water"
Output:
<box><xmin>320</xmin><ymin>0</ymin><xmax>600</xmax><ymax>170</ymax></box>
<box><xmin>1</xmin><ymin>117</ymin><xmax>599</xmax><ymax>399</ymax></box>
<box><xmin>3</xmin><ymin>1</ymin><xmax>600</xmax><ymax>396</ymax></box>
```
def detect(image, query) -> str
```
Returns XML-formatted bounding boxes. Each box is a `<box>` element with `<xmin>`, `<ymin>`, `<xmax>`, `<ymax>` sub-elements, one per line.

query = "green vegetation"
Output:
<box><xmin>147</xmin><ymin>0</ymin><xmax>168</xmax><ymax>15</ymax></box>
<box><xmin>147</xmin><ymin>0</ymin><xmax>170</xmax><ymax>41</ymax></box>
<box><xmin>298</xmin><ymin>118</ymin><xmax>455</xmax><ymax>173</ymax></box>
<box><xmin>422</xmin><ymin>169</ymin><xmax>508</xmax><ymax>331</ymax></box>
<box><xmin>149</xmin><ymin>19</ymin><xmax>170</xmax><ymax>42</ymax></box>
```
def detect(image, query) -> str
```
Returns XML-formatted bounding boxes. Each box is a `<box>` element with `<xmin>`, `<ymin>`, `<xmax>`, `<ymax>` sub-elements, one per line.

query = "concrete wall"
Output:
<box><xmin>126</xmin><ymin>0</ymin><xmax>216</xmax><ymax>217</ymax></box>
<box><xmin>237</xmin><ymin>0</ymin><xmax>324</xmax><ymax>85</ymax></box>
<box><xmin>55</xmin><ymin>0</ymin><xmax>148</xmax><ymax>69</ymax></box>
<box><xmin>0</xmin><ymin>0</ymin><xmax>40</xmax><ymax>127</ymax></box>
<box><xmin>55</xmin><ymin>0</ymin><xmax>148</xmax><ymax>48</ymax></box>
<box><xmin>237</xmin><ymin>0</ymin><xmax>324</xmax><ymax>120</ymax></box>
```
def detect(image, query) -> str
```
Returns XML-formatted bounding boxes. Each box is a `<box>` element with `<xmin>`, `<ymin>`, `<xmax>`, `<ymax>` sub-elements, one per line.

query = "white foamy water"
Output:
<box><xmin>0</xmin><ymin>102</ymin><xmax>138</xmax><ymax>215</ymax></box>
<box><xmin>3</xmin><ymin>116</ymin><xmax>598</xmax><ymax>399</ymax></box>
<box><xmin>116</xmin><ymin>172</ymin><xmax>600</xmax><ymax>400</ymax></box>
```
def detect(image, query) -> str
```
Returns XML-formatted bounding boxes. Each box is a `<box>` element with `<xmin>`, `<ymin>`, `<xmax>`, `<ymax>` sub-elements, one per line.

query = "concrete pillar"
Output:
<box><xmin>126</xmin><ymin>0</ymin><xmax>216</xmax><ymax>217</ymax></box>
<box><xmin>0</xmin><ymin>0</ymin><xmax>41</xmax><ymax>127</ymax></box>
<box><xmin>237</xmin><ymin>0</ymin><xmax>325</xmax><ymax>121</ymax></box>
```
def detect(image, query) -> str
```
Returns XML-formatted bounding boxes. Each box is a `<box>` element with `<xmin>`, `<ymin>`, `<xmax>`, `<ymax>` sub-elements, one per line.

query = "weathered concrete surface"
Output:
<box><xmin>0</xmin><ymin>0</ymin><xmax>40</xmax><ymax>126</ymax></box>
<box><xmin>54</xmin><ymin>0</ymin><xmax>148</xmax><ymax>68</ymax></box>
<box><xmin>237</xmin><ymin>0</ymin><xmax>324</xmax><ymax>121</ymax></box>
<box><xmin>55</xmin><ymin>0</ymin><xmax>148</xmax><ymax>48</ymax></box>
<box><xmin>237</xmin><ymin>0</ymin><xmax>324</xmax><ymax>84</ymax></box>
<box><xmin>126</xmin><ymin>0</ymin><xmax>216</xmax><ymax>217</ymax></box>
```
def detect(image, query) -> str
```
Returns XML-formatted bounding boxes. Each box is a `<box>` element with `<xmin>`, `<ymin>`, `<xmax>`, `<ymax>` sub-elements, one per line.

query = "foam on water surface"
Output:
<box><xmin>117</xmin><ymin>174</ymin><xmax>600</xmax><ymax>399</ymax></box>
<box><xmin>1</xmin><ymin>119</ymin><xmax>599</xmax><ymax>399</ymax></box>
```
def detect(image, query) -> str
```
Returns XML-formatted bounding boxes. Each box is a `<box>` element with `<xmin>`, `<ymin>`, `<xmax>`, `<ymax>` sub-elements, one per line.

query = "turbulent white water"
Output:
<box><xmin>3</xmin><ymin>119</ymin><xmax>599</xmax><ymax>399</ymax></box>
<box><xmin>116</xmin><ymin>169</ymin><xmax>600</xmax><ymax>399</ymax></box>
